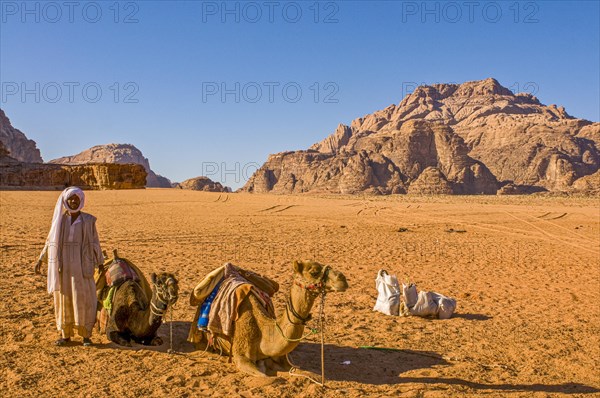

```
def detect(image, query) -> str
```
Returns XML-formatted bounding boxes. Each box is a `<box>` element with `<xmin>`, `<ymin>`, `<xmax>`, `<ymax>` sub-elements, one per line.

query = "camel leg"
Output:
<box><xmin>262</xmin><ymin>358</ymin><xmax>283</xmax><ymax>376</ymax></box>
<box><xmin>106</xmin><ymin>315</ymin><xmax>132</xmax><ymax>347</ymax></box>
<box><xmin>148</xmin><ymin>336</ymin><xmax>163</xmax><ymax>346</ymax></box>
<box><xmin>109</xmin><ymin>331</ymin><xmax>132</xmax><ymax>347</ymax></box>
<box><xmin>234</xmin><ymin>355</ymin><xmax>268</xmax><ymax>377</ymax></box>
<box><xmin>270</xmin><ymin>355</ymin><xmax>292</xmax><ymax>372</ymax></box>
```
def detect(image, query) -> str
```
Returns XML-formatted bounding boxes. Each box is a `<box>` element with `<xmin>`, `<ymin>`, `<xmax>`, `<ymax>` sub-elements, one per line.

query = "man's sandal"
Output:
<box><xmin>55</xmin><ymin>338</ymin><xmax>70</xmax><ymax>346</ymax></box>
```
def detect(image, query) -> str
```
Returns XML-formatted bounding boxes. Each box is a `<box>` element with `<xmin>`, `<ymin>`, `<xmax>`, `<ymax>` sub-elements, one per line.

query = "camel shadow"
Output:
<box><xmin>290</xmin><ymin>343</ymin><xmax>599</xmax><ymax>394</ymax></box>
<box><xmin>155</xmin><ymin>321</ymin><xmax>196</xmax><ymax>353</ymax></box>
<box><xmin>92</xmin><ymin>321</ymin><xmax>196</xmax><ymax>353</ymax></box>
<box><xmin>398</xmin><ymin>377</ymin><xmax>599</xmax><ymax>394</ymax></box>
<box><xmin>289</xmin><ymin>343</ymin><xmax>447</xmax><ymax>385</ymax></box>
<box><xmin>453</xmin><ymin>313</ymin><xmax>491</xmax><ymax>321</ymax></box>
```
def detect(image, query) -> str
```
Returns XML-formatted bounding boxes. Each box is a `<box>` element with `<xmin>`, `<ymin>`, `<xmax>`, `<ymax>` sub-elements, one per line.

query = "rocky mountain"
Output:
<box><xmin>0</xmin><ymin>109</ymin><xmax>43</xmax><ymax>163</ymax></box>
<box><xmin>0</xmin><ymin>142</ymin><xmax>146</xmax><ymax>190</ymax></box>
<box><xmin>49</xmin><ymin>143</ymin><xmax>171</xmax><ymax>188</ymax></box>
<box><xmin>179</xmin><ymin>176</ymin><xmax>231</xmax><ymax>192</ymax></box>
<box><xmin>242</xmin><ymin>78</ymin><xmax>599</xmax><ymax>195</ymax></box>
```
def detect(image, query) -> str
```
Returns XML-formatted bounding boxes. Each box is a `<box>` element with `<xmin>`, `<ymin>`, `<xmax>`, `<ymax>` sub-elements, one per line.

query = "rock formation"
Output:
<box><xmin>179</xmin><ymin>176</ymin><xmax>230</xmax><ymax>192</ymax></box>
<box><xmin>50</xmin><ymin>143</ymin><xmax>171</xmax><ymax>188</ymax></box>
<box><xmin>243</xmin><ymin>78</ymin><xmax>599</xmax><ymax>195</ymax></box>
<box><xmin>0</xmin><ymin>142</ymin><xmax>146</xmax><ymax>190</ymax></box>
<box><xmin>0</xmin><ymin>109</ymin><xmax>43</xmax><ymax>163</ymax></box>
<box><xmin>571</xmin><ymin>170</ymin><xmax>600</xmax><ymax>194</ymax></box>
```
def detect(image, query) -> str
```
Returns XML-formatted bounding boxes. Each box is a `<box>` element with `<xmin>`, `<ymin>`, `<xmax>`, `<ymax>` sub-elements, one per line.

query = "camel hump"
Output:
<box><xmin>190</xmin><ymin>263</ymin><xmax>279</xmax><ymax>307</ymax></box>
<box><xmin>106</xmin><ymin>258</ymin><xmax>140</xmax><ymax>287</ymax></box>
<box><xmin>237</xmin><ymin>267</ymin><xmax>279</xmax><ymax>296</ymax></box>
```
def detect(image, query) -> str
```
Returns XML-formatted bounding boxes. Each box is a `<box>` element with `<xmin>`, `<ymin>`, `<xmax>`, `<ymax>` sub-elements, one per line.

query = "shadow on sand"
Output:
<box><xmin>92</xmin><ymin>321</ymin><xmax>196</xmax><ymax>353</ymax></box>
<box><xmin>290</xmin><ymin>343</ymin><xmax>447</xmax><ymax>385</ymax></box>
<box><xmin>291</xmin><ymin>343</ymin><xmax>600</xmax><ymax>394</ymax></box>
<box><xmin>453</xmin><ymin>313</ymin><xmax>492</xmax><ymax>321</ymax></box>
<box><xmin>398</xmin><ymin>377</ymin><xmax>600</xmax><ymax>394</ymax></box>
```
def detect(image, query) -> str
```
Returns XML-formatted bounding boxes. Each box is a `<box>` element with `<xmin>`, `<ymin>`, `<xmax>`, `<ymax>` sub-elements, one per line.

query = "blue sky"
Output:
<box><xmin>1</xmin><ymin>1</ymin><xmax>599</xmax><ymax>189</ymax></box>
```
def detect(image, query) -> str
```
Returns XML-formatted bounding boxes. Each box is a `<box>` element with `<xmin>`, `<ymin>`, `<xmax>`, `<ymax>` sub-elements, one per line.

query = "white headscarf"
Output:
<box><xmin>46</xmin><ymin>187</ymin><xmax>85</xmax><ymax>293</ymax></box>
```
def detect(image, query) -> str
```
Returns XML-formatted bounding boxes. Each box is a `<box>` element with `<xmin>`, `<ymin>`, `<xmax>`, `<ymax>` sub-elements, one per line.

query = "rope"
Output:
<box><xmin>287</xmin><ymin>289</ymin><xmax>327</xmax><ymax>388</ymax></box>
<box><xmin>274</xmin><ymin>321</ymin><xmax>318</xmax><ymax>342</ymax></box>
<box><xmin>319</xmin><ymin>289</ymin><xmax>325</xmax><ymax>387</ymax></box>
<box><xmin>167</xmin><ymin>304</ymin><xmax>174</xmax><ymax>354</ymax></box>
<box><xmin>149</xmin><ymin>300</ymin><xmax>167</xmax><ymax>317</ymax></box>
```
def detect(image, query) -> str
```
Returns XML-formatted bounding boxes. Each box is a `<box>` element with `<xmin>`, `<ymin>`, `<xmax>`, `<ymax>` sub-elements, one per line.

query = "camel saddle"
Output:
<box><xmin>95</xmin><ymin>250</ymin><xmax>153</xmax><ymax>333</ymax></box>
<box><xmin>190</xmin><ymin>262</ymin><xmax>279</xmax><ymax>306</ymax></box>
<box><xmin>188</xmin><ymin>262</ymin><xmax>279</xmax><ymax>345</ymax></box>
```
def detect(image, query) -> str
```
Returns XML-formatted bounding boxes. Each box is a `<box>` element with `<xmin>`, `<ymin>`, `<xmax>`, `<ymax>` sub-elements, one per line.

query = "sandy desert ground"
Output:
<box><xmin>0</xmin><ymin>189</ymin><xmax>599</xmax><ymax>398</ymax></box>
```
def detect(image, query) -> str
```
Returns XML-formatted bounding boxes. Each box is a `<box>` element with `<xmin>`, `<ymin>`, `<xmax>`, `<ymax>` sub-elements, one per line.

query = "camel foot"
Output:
<box><xmin>109</xmin><ymin>331</ymin><xmax>131</xmax><ymax>347</ymax></box>
<box><xmin>149</xmin><ymin>336</ymin><xmax>163</xmax><ymax>346</ymax></box>
<box><xmin>270</xmin><ymin>355</ymin><xmax>292</xmax><ymax>372</ymax></box>
<box><xmin>263</xmin><ymin>358</ymin><xmax>284</xmax><ymax>376</ymax></box>
<box><xmin>234</xmin><ymin>355</ymin><xmax>269</xmax><ymax>377</ymax></box>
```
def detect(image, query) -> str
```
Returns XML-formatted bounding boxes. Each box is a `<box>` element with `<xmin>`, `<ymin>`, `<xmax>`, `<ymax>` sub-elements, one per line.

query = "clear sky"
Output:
<box><xmin>1</xmin><ymin>1</ymin><xmax>598</xmax><ymax>189</ymax></box>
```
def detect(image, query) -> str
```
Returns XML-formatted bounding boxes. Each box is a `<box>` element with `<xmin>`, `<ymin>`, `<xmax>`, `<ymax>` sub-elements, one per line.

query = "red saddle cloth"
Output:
<box><xmin>106</xmin><ymin>259</ymin><xmax>139</xmax><ymax>287</ymax></box>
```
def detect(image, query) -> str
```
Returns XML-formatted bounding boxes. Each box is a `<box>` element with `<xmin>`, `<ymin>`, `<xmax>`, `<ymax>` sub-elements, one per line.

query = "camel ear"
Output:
<box><xmin>293</xmin><ymin>260</ymin><xmax>303</xmax><ymax>275</ymax></box>
<box><xmin>151</xmin><ymin>273</ymin><xmax>157</xmax><ymax>284</ymax></box>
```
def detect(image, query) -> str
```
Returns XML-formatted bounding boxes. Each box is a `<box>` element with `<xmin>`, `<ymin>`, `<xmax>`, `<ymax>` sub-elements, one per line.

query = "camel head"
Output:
<box><xmin>293</xmin><ymin>260</ymin><xmax>348</xmax><ymax>294</ymax></box>
<box><xmin>151</xmin><ymin>272</ymin><xmax>179</xmax><ymax>306</ymax></box>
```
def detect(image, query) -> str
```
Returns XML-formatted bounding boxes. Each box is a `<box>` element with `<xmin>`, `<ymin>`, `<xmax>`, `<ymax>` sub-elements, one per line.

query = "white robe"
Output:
<box><xmin>40</xmin><ymin>212</ymin><xmax>103</xmax><ymax>337</ymax></box>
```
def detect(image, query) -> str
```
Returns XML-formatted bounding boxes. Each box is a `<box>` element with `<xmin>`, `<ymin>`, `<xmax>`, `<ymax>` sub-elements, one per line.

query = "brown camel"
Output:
<box><xmin>97</xmin><ymin>251</ymin><xmax>179</xmax><ymax>346</ymax></box>
<box><xmin>206</xmin><ymin>260</ymin><xmax>348</xmax><ymax>376</ymax></box>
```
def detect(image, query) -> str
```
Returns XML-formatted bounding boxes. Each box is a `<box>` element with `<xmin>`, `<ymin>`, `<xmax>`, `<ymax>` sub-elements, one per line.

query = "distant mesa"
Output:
<box><xmin>179</xmin><ymin>176</ymin><xmax>231</xmax><ymax>192</ymax></box>
<box><xmin>0</xmin><ymin>141</ymin><xmax>147</xmax><ymax>190</ymax></box>
<box><xmin>49</xmin><ymin>143</ymin><xmax>172</xmax><ymax>188</ymax></box>
<box><xmin>242</xmin><ymin>78</ymin><xmax>599</xmax><ymax>195</ymax></box>
<box><xmin>0</xmin><ymin>109</ymin><xmax>146</xmax><ymax>190</ymax></box>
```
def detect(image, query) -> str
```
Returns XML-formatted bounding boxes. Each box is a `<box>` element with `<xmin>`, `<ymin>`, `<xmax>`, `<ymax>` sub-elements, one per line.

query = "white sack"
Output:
<box><xmin>373</xmin><ymin>269</ymin><xmax>400</xmax><ymax>316</ymax></box>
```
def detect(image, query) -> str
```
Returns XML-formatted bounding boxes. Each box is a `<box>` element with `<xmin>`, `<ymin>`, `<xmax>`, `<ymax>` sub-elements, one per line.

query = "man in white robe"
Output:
<box><xmin>35</xmin><ymin>187</ymin><xmax>104</xmax><ymax>346</ymax></box>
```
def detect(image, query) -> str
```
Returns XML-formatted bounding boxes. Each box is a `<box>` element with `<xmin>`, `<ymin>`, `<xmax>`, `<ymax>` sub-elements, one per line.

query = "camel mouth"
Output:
<box><xmin>167</xmin><ymin>288</ymin><xmax>179</xmax><ymax>305</ymax></box>
<box><xmin>325</xmin><ymin>270</ymin><xmax>348</xmax><ymax>293</ymax></box>
<box><xmin>329</xmin><ymin>280</ymin><xmax>349</xmax><ymax>292</ymax></box>
<box><xmin>334</xmin><ymin>284</ymin><xmax>348</xmax><ymax>292</ymax></box>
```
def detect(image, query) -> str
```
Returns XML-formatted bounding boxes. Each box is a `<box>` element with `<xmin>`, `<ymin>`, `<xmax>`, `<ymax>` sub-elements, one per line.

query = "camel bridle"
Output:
<box><xmin>149</xmin><ymin>275</ymin><xmax>179</xmax><ymax>354</ymax></box>
<box><xmin>292</xmin><ymin>265</ymin><xmax>331</xmax><ymax>295</ymax></box>
<box><xmin>285</xmin><ymin>265</ymin><xmax>331</xmax><ymax>387</ymax></box>
<box><xmin>287</xmin><ymin>265</ymin><xmax>331</xmax><ymax>325</ymax></box>
<box><xmin>150</xmin><ymin>276</ymin><xmax>177</xmax><ymax>317</ymax></box>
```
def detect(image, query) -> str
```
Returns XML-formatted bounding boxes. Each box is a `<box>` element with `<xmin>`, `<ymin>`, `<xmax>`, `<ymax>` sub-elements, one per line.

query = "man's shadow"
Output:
<box><xmin>290</xmin><ymin>343</ymin><xmax>599</xmax><ymax>394</ymax></box>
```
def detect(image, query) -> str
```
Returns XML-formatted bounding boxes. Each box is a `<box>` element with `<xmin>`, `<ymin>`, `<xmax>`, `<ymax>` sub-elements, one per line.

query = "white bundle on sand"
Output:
<box><xmin>373</xmin><ymin>269</ymin><xmax>400</xmax><ymax>316</ymax></box>
<box><xmin>399</xmin><ymin>283</ymin><xmax>457</xmax><ymax>319</ymax></box>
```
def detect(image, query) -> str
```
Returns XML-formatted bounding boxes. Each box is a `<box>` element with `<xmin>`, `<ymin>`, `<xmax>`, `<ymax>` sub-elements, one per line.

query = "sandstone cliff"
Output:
<box><xmin>243</xmin><ymin>78</ymin><xmax>599</xmax><ymax>195</ymax></box>
<box><xmin>179</xmin><ymin>176</ymin><xmax>230</xmax><ymax>192</ymax></box>
<box><xmin>0</xmin><ymin>109</ymin><xmax>43</xmax><ymax>163</ymax></box>
<box><xmin>0</xmin><ymin>142</ymin><xmax>146</xmax><ymax>190</ymax></box>
<box><xmin>50</xmin><ymin>143</ymin><xmax>171</xmax><ymax>188</ymax></box>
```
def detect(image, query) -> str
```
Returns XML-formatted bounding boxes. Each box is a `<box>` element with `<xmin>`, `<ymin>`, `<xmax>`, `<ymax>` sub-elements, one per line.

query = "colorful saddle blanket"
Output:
<box><xmin>106</xmin><ymin>259</ymin><xmax>139</xmax><ymax>287</ymax></box>
<box><xmin>197</xmin><ymin>279</ymin><xmax>223</xmax><ymax>329</ymax></box>
<box><xmin>188</xmin><ymin>263</ymin><xmax>278</xmax><ymax>347</ymax></box>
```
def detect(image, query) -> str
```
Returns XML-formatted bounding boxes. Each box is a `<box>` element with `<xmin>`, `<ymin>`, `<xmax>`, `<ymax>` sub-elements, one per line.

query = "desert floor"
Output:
<box><xmin>1</xmin><ymin>189</ymin><xmax>599</xmax><ymax>398</ymax></box>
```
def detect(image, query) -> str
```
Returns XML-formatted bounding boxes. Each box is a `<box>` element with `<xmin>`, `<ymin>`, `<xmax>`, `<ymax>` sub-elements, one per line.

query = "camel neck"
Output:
<box><xmin>268</xmin><ymin>282</ymin><xmax>320</xmax><ymax>357</ymax></box>
<box><xmin>282</xmin><ymin>283</ymin><xmax>317</xmax><ymax>326</ymax></box>
<box><xmin>148</xmin><ymin>290</ymin><xmax>167</xmax><ymax>326</ymax></box>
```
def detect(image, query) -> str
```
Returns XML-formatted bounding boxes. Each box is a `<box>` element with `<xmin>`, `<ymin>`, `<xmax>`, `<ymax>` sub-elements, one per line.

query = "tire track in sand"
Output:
<box><xmin>504</xmin><ymin>212</ymin><xmax>599</xmax><ymax>256</ymax></box>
